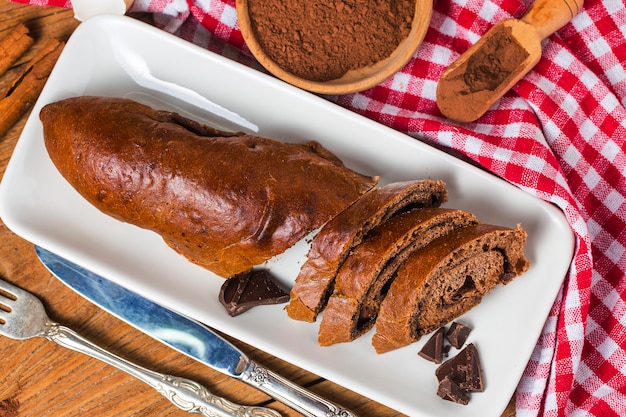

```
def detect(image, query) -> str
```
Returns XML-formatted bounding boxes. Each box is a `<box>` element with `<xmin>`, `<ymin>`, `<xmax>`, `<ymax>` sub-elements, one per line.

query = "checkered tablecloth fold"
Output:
<box><xmin>11</xmin><ymin>0</ymin><xmax>626</xmax><ymax>415</ymax></box>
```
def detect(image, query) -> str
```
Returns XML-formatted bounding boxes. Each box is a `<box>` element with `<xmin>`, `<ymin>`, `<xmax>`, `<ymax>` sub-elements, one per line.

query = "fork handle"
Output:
<box><xmin>41</xmin><ymin>322</ymin><xmax>281</xmax><ymax>417</ymax></box>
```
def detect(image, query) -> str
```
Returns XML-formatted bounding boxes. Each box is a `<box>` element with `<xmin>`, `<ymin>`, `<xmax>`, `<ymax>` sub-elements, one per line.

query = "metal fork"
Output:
<box><xmin>0</xmin><ymin>277</ymin><xmax>281</xmax><ymax>417</ymax></box>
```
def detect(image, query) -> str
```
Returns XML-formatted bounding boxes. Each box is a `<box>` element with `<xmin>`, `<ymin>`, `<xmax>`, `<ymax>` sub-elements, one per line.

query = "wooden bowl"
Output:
<box><xmin>236</xmin><ymin>0</ymin><xmax>432</xmax><ymax>95</ymax></box>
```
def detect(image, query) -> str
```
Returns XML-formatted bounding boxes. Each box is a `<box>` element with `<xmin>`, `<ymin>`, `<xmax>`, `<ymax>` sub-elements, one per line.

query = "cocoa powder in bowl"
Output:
<box><xmin>245</xmin><ymin>0</ymin><xmax>416</xmax><ymax>82</ymax></box>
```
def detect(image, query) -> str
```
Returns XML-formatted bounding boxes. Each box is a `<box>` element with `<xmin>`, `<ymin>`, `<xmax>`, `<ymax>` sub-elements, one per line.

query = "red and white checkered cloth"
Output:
<box><xmin>13</xmin><ymin>0</ymin><xmax>626</xmax><ymax>415</ymax></box>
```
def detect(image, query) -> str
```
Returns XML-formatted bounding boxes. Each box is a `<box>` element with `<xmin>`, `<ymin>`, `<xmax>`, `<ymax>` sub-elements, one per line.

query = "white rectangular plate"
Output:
<box><xmin>0</xmin><ymin>15</ymin><xmax>574</xmax><ymax>417</ymax></box>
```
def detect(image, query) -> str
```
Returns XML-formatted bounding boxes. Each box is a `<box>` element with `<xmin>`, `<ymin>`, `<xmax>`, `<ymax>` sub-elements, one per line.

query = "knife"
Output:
<box><xmin>35</xmin><ymin>246</ymin><xmax>358</xmax><ymax>417</ymax></box>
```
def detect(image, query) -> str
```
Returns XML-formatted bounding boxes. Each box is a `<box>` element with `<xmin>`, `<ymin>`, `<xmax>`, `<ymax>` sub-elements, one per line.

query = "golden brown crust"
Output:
<box><xmin>372</xmin><ymin>224</ymin><xmax>529</xmax><ymax>353</ymax></box>
<box><xmin>318</xmin><ymin>208</ymin><xmax>480</xmax><ymax>346</ymax></box>
<box><xmin>285</xmin><ymin>180</ymin><xmax>448</xmax><ymax>322</ymax></box>
<box><xmin>40</xmin><ymin>96</ymin><xmax>378</xmax><ymax>277</ymax></box>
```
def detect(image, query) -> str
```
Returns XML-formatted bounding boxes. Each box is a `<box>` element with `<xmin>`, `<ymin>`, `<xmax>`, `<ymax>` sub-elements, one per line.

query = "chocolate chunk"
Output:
<box><xmin>435</xmin><ymin>343</ymin><xmax>484</xmax><ymax>393</ymax></box>
<box><xmin>446</xmin><ymin>322</ymin><xmax>472</xmax><ymax>349</ymax></box>
<box><xmin>437</xmin><ymin>376</ymin><xmax>470</xmax><ymax>405</ymax></box>
<box><xmin>418</xmin><ymin>327</ymin><xmax>445</xmax><ymax>363</ymax></box>
<box><xmin>218</xmin><ymin>269</ymin><xmax>290</xmax><ymax>316</ymax></box>
<box><xmin>462</xmin><ymin>344</ymin><xmax>484</xmax><ymax>393</ymax></box>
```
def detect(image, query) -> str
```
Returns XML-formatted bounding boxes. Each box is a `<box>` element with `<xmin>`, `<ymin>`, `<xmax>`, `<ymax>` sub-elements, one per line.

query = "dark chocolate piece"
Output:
<box><xmin>463</xmin><ymin>344</ymin><xmax>484</xmax><ymax>393</ymax></box>
<box><xmin>418</xmin><ymin>327</ymin><xmax>445</xmax><ymax>363</ymax></box>
<box><xmin>446</xmin><ymin>322</ymin><xmax>472</xmax><ymax>349</ymax></box>
<box><xmin>435</xmin><ymin>343</ymin><xmax>484</xmax><ymax>393</ymax></box>
<box><xmin>437</xmin><ymin>376</ymin><xmax>470</xmax><ymax>405</ymax></box>
<box><xmin>218</xmin><ymin>269</ymin><xmax>290</xmax><ymax>316</ymax></box>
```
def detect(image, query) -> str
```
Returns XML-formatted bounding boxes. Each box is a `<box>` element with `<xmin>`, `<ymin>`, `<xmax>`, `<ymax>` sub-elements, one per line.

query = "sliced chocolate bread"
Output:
<box><xmin>285</xmin><ymin>180</ymin><xmax>448</xmax><ymax>322</ymax></box>
<box><xmin>372</xmin><ymin>224</ymin><xmax>529</xmax><ymax>354</ymax></box>
<box><xmin>317</xmin><ymin>208</ymin><xmax>479</xmax><ymax>346</ymax></box>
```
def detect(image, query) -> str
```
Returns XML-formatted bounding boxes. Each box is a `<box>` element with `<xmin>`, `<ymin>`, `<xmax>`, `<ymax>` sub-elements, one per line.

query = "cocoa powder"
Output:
<box><xmin>247</xmin><ymin>0</ymin><xmax>415</xmax><ymax>82</ymax></box>
<box><xmin>462</xmin><ymin>26</ymin><xmax>529</xmax><ymax>93</ymax></box>
<box><xmin>436</xmin><ymin>24</ymin><xmax>529</xmax><ymax>122</ymax></box>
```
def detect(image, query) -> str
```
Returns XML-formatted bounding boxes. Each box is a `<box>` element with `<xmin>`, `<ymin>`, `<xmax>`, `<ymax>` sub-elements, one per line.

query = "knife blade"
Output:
<box><xmin>35</xmin><ymin>246</ymin><xmax>358</xmax><ymax>417</ymax></box>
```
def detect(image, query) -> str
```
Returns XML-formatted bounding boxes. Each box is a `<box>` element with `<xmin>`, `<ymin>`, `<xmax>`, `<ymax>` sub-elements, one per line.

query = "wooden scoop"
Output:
<box><xmin>436</xmin><ymin>0</ymin><xmax>583</xmax><ymax>123</ymax></box>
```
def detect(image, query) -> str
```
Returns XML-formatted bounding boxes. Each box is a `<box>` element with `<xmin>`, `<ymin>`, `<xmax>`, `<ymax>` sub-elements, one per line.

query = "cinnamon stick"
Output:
<box><xmin>0</xmin><ymin>24</ymin><xmax>34</xmax><ymax>78</ymax></box>
<box><xmin>0</xmin><ymin>39</ymin><xmax>64</xmax><ymax>138</ymax></box>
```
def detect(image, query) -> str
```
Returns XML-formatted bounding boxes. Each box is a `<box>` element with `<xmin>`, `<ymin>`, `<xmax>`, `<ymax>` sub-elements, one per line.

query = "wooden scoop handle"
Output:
<box><xmin>521</xmin><ymin>0</ymin><xmax>584</xmax><ymax>40</ymax></box>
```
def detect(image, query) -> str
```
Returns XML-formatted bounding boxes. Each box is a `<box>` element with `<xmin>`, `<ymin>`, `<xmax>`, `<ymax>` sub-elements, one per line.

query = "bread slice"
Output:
<box><xmin>372</xmin><ymin>224</ymin><xmax>529</xmax><ymax>353</ymax></box>
<box><xmin>285</xmin><ymin>180</ymin><xmax>448</xmax><ymax>322</ymax></box>
<box><xmin>318</xmin><ymin>208</ymin><xmax>479</xmax><ymax>346</ymax></box>
<box><xmin>40</xmin><ymin>96</ymin><xmax>377</xmax><ymax>277</ymax></box>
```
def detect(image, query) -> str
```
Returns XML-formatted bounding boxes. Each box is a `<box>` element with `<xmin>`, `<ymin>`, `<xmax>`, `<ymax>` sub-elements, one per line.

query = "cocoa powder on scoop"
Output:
<box><xmin>247</xmin><ymin>0</ymin><xmax>415</xmax><ymax>82</ymax></box>
<box><xmin>436</xmin><ymin>24</ymin><xmax>529</xmax><ymax>121</ymax></box>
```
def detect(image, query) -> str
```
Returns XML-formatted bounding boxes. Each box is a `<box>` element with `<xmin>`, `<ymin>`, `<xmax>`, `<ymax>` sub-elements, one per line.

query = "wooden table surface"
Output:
<box><xmin>0</xmin><ymin>2</ymin><xmax>517</xmax><ymax>416</ymax></box>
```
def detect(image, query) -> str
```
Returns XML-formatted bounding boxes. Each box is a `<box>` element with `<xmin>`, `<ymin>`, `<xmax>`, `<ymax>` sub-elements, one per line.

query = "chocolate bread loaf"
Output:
<box><xmin>317</xmin><ymin>208</ymin><xmax>480</xmax><ymax>346</ymax></box>
<box><xmin>40</xmin><ymin>96</ymin><xmax>377</xmax><ymax>277</ymax></box>
<box><xmin>285</xmin><ymin>180</ymin><xmax>448</xmax><ymax>322</ymax></box>
<box><xmin>372</xmin><ymin>224</ymin><xmax>529</xmax><ymax>353</ymax></box>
